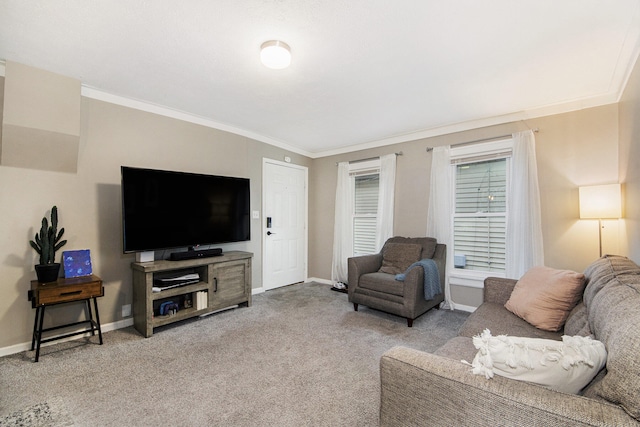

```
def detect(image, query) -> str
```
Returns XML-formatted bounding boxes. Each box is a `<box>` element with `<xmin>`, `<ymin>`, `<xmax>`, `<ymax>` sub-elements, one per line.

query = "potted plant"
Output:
<box><xmin>30</xmin><ymin>206</ymin><xmax>67</xmax><ymax>283</ymax></box>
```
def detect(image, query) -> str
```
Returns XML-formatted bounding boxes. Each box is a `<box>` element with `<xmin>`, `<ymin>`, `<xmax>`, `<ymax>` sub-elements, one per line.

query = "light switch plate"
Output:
<box><xmin>252</xmin><ymin>210</ymin><xmax>260</xmax><ymax>219</ymax></box>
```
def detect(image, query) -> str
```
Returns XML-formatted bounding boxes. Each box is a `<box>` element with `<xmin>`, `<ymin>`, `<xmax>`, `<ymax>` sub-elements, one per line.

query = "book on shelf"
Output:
<box><xmin>196</xmin><ymin>290</ymin><xmax>208</xmax><ymax>310</ymax></box>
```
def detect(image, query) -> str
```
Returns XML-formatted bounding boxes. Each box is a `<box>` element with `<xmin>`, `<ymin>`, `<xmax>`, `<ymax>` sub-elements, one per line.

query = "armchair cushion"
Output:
<box><xmin>379</xmin><ymin>243</ymin><xmax>422</xmax><ymax>275</ymax></box>
<box><xmin>360</xmin><ymin>272</ymin><xmax>405</xmax><ymax>296</ymax></box>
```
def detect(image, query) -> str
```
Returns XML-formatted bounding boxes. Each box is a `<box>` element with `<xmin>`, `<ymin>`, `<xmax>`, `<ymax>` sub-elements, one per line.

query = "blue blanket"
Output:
<box><xmin>395</xmin><ymin>259</ymin><xmax>441</xmax><ymax>300</ymax></box>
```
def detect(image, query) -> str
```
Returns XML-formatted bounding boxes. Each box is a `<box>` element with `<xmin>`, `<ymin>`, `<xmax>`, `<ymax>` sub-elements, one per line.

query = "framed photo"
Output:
<box><xmin>62</xmin><ymin>249</ymin><xmax>93</xmax><ymax>278</ymax></box>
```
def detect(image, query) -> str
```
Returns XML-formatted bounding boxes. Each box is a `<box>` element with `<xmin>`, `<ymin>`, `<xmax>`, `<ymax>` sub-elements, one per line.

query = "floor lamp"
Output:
<box><xmin>579</xmin><ymin>184</ymin><xmax>622</xmax><ymax>257</ymax></box>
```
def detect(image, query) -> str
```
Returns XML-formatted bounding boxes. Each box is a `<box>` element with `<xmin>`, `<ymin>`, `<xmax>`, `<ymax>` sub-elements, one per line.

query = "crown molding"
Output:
<box><xmin>311</xmin><ymin>93</ymin><xmax>620</xmax><ymax>158</ymax></box>
<box><xmin>80</xmin><ymin>86</ymin><xmax>314</xmax><ymax>158</ymax></box>
<box><xmin>3</xmin><ymin>57</ymin><xmax>635</xmax><ymax>160</ymax></box>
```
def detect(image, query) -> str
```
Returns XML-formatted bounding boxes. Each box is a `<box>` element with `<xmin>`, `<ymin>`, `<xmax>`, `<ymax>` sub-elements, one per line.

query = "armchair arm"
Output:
<box><xmin>380</xmin><ymin>347</ymin><xmax>634</xmax><ymax>427</ymax></box>
<box><xmin>432</xmin><ymin>243</ymin><xmax>446</xmax><ymax>290</ymax></box>
<box><xmin>483</xmin><ymin>277</ymin><xmax>517</xmax><ymax>305</ymax></box>
<box><xmin>347</xmin><ymin>253</ymin><xmax>382</xmax><ymax>287</ymax></box>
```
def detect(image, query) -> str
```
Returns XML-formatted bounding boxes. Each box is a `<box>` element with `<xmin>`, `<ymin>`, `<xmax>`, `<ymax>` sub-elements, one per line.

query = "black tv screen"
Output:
<box><xmin>121</xmin><ymin>166</ymin><xmax>250</xmax><ymax>253</ymax></box>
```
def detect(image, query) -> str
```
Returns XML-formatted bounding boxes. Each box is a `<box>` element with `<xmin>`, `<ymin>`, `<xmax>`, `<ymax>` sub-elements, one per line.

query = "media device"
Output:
<box><xmin>169</xmin><ymin>247</ymin><xmax>222</xmax><ymax>261</ymax></box>
<box><xmin>121</xmin><ymin>166</ymin><xmax>250</xmax><ymax>256</ymax></box>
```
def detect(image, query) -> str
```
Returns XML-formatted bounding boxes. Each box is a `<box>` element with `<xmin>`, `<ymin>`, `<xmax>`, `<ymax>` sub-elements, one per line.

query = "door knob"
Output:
<box><xmin>267</xmin><ymin>231</ymin><xmax>276</xmax><ymax>236</ymax></box>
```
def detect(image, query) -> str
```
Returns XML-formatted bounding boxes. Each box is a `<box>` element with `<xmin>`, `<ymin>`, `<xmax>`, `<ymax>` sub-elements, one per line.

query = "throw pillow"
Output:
<box><xmin>468</xmin><ymin>329</ymin><xmax>607</xmax><ymax>394</ymax></box>
<box><xmin>505</xmin><ymin>266</ymin><xmax>586</xmax><ymax>331</ymax></box>
<box><xmin>379</xmin><ymin>243</ymin><xmax>422</xmax><ymax>275</ymax></box>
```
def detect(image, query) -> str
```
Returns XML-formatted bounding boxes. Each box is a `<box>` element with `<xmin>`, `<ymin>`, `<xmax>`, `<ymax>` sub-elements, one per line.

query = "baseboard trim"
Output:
<box><xmin>306</xmin><ymin>277</ymin><xmax>332</xmax><ymax>285</ymax></box>
<box><xmin>0</xmin><ymin>317</ymin><xmax>134</xmax><ymax>358</ymax></box>
<box><xmin>452</xmin><ymin>303</ymin><xmax>477</xmax><ymax>313</ymax></box>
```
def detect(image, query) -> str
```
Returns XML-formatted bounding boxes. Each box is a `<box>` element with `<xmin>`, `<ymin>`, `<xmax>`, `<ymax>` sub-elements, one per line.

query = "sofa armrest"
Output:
<box><xmin>483</xmin><ymin>277</ymin><xmax>517</xmax><ymax>305</ymax></box>
<box><xmin>380</xmin><ymin>346</ymin><xmax>635</xmax><ymax>427</ymax></box>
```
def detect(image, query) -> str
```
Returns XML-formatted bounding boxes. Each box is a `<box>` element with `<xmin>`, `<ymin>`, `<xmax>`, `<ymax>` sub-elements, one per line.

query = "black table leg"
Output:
<box><xmin>85</xmin><ymin>300</ymin><xmax>95</xmax><ymax>336</ymax></box>
<box><xmin>31</xmin><ymin>306</ymin><xmax>41</xmax><ymax>351</ymax></box>
<box><xmin>93</xmin><ymin>297</ymin><xmax>103</xmax><ymax>344</ymax></box>
<box><xmin>34</xmin><ymin>306</ymin><xmax>46</xmax><ymax>362</ymax></box>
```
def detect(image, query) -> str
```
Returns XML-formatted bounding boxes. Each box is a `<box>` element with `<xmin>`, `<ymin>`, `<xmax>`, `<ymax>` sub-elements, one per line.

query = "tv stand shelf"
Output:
<box><xmin>131</xmin><ymin>251</ymin><xmax>252</xmax><ymax>337</ymax></box>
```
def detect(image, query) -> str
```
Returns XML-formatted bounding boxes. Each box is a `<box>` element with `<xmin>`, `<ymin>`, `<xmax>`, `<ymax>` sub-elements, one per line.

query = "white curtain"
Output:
<box><xmin>426</xmin><ymin>146</ymin><xmax>454</xmax><ymax>309</ymax></box>
<box><xmin>506</xmin><ymin>130</ymin><xmax>544</xmax><ymax>278</ymax></box>
<box><xmin>331</xmin><ymin>161</ymin><xmax>353</xmax><ymax>284</ymax></box>
<box><xmin>375</xmin><ymin>153</ymin><xmax>397</xmax><ymax>251</ymax></box>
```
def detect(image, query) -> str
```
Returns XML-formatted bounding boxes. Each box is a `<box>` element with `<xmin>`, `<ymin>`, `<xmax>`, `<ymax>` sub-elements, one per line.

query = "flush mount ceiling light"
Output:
<box><xmin>260</xmin><ymin>40</ymin><xmax>291</xmax><ymax>69</ymax></box>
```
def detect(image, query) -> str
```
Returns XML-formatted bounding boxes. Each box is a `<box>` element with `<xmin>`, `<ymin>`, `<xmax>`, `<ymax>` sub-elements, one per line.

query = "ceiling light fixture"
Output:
<box><xmin>260</xmin><ymin>40</ymin><xmax>291</xmax><ymax>69</ymax></box>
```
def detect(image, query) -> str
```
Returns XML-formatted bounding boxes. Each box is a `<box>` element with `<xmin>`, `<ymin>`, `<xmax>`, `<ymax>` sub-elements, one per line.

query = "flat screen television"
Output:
<box><xmin>121</xmin><ymin>166</ymin><xmax>250</xmax><ymax>253</ymax></box>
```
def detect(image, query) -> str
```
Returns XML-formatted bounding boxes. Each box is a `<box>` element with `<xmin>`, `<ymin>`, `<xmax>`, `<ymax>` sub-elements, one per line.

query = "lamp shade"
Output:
<box><xmin>260</xmin><ymin>40</ymin><xmax>291</xmax><ymax>69</ymax></box>
<box><xmin>579</xmin><ymin>184</ymin><xmax>622</xmax><ymax>219</ymax></box>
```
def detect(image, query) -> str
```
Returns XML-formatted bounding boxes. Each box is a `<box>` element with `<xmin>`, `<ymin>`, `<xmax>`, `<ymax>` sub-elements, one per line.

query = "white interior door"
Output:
<box><xmin>263</xmin><ymin>160</ymin><xmax>307</xmax><ymax>290</ymax></box>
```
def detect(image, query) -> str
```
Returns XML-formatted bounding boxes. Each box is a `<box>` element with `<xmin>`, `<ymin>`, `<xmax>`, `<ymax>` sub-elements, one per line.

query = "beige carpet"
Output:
<box><xmin>0</xmin><ymin>397</ymin><xmax>73</xmax><ymax>427</ymax></box>
<box><xmin>0</xmin><ymin>282</ymin><xmax>469</xmax><ymax>426</ymax></box>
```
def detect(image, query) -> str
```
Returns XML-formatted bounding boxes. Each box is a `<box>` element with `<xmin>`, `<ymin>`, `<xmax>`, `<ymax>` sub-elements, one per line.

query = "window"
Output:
<box><xmin>349</xmin><ymin>159</ymin><xmax>381</xmax><ymax>257</ymax></box>
<box><xmin>453</xmin><ymin>158</ymin><xmax>507</xmax><ymax>271</ymax></box>
<box><xmin>332</xmin><ymin>154</ymin><xmax>396</xmax><ymax>284</ymax></box>
<box><xmin>353</xmin><ymin>174</ymin><xmax>379</xmax><ymax>256</ymax></box>
<box><xmin>451</xmin><ymin>139</ymin><xmax>512</xmax><ymax>274</ymax></box>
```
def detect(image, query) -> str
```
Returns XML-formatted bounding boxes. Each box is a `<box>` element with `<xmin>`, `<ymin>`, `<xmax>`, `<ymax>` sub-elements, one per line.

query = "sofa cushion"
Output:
<box><xmin>458</xmin><ymin>302</ymin><xmax>563</xmax><ymax>341</ymax></box>
<box><xmin>582</xmin><ymin>255</ymin><xmax>640</xmax><ymax>309</ymax></box>
<box><xmin>505</xmin><ymin>266</ymin><xmax>586</xmax><ymax>331</ymax></box>
<box><xmin>434</xmin><ymin>336</ymin><xmax>478</xmax><ymax>362</ymax></box>
<box><xmin>469</xmin><ymin>329</ymin><xmax>607</xmax><ymax>394</ymax></box>
<box><xmin>384</xmin><ymin>236</ymin><xmax>437</xmax><ymax>260</ymax></box>
<box><xmin>586</xmin><ymin>273</ymin><xmax>640</xmax><ymax>420</ymax></box>
<box><xmin>379</xmin><ymin>243</ymin><xmax>422</xmax><ymax>275</ymax></box>
<box><xmin>563</xmin><ymin>302</ymin><xmax>592</xmax><ymax>337</ymax></box>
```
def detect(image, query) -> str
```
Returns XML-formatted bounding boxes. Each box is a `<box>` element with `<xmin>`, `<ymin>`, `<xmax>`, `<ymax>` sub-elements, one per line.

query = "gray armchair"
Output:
<box><xmin>347</xmin><ymin>237</ymin><xmax>446</xmax><ymax>327</ymax></box>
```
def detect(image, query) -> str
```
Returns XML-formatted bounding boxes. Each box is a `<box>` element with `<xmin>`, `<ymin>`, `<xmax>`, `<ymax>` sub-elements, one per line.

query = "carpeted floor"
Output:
<box><xmin>0</xmin><ymin>398</ymin><xmax>73</xmax><ymax>427</ymax></box>
<box><xmin>0</xmin><ymin>282</ymin><xmax>469</xmax><ymax>426</ymax></box>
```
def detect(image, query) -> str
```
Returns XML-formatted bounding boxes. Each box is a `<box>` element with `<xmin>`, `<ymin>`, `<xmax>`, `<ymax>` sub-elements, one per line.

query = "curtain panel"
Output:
<box><xmin>506</xmin><ymin>130</ymin><xmax>544</xmax><ymax>278</ymax></box>
<box><xmin>375</xmin><ymin>153</ymin><xmax>397</xmax><ymax>251</ymax></box>
<box><xmin>331</xmin><ymin>161</ymin><xmax>352</xmax><ymax>284</ymax></box>
<box><xmin>426</xmin><ymin>146</ymin><xmax>454</xmax><ymax>309</ymax></box>
<box><xmin>332</xmin><ymin>154</ymin><xmax>396</xmax><ymax>285</ymax></box>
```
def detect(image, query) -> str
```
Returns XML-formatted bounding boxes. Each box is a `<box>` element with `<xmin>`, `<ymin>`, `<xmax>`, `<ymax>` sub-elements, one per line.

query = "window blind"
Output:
<box><xmin>353</xmin><ymin>174</ymin><xmax>379</xmax><ymax>256</ymax></box>
<box><xmin>453</xmin><ymin>158</ymin><xmax>507</xmax><ymax>271</ymax></box>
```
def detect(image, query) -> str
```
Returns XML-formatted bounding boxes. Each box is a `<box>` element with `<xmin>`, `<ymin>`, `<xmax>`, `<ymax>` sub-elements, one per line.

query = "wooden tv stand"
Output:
<box><xmin>131</xmin><ymin>251</ymin><xmax>252</xmax><ymax>337</ymax></box>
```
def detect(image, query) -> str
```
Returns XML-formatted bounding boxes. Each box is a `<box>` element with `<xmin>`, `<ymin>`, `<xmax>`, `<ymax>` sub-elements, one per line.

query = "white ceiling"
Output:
<box><xmin>1</xmin><ymin>1</ymin><xmax>639</xmax><ymax>158</ymax></box>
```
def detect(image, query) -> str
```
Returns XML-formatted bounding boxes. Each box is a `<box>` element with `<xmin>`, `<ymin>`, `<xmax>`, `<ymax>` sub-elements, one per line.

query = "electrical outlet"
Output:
<box><xmin>252</xmin><ymin>210</ymin><xmax>260</xmax><ymax>219</ymax></box>
<box><xmin>122</xmin><ymin>304</ymin><xmax>132</xmax><ymax>318</ymax></box>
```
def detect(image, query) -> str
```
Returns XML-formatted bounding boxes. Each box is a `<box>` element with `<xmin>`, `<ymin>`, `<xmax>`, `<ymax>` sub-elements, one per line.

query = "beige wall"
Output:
<box><xmin>308</xmin><ymin>104</ymin><xmax>622</xmax><ymax>307</ymax></box>
<box><xmin>0</xmin><ymin>73</ymin><xmax>311</xmax><ymax>349</ymax></box>
<box><xmin>2</xmin><ymin>62</ymin><xmax>81</xmax><ymax>173</ymax></box>
<box><xmin>619</xmin><ymin>55</ymin><xmax>640</xmax><ymax>262</ymax></box>
<box><xmin>2</xmin><ymin>55</ymin><xmax>640</xmax><ymax>351</ymax></box>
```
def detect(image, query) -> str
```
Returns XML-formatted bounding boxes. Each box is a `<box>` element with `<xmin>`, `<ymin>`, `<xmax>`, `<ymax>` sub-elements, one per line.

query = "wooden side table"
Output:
<box><xmin>27</xmin><ymin>274</ymin><xmax>104</xmax><ymax>362</ymax></box>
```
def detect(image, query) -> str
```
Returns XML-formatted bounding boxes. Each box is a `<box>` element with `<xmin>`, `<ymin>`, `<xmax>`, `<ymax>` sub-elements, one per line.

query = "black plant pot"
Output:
<box><xmin>35</xmin><ymin>263</ymin><xmax>61</xmax><ymax>283</ymax></box>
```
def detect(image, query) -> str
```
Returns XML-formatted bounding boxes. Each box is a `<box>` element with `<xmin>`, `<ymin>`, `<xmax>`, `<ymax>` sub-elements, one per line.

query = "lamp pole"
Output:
<box><xmin>598</xmin><ymin>218</ymin><xmax>603</xmax><ymax>258</ymax></box>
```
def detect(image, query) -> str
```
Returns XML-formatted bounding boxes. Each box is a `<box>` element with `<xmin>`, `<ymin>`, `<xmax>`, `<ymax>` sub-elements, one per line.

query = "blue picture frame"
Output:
<box><xmin>62</xmin><ymin>249</ymin><xmax>93</xmax><ymax>278</ymax></box>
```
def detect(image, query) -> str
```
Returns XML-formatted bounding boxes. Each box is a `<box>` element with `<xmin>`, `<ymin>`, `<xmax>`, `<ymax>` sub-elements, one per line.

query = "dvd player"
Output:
<box><xmin>169</xmin><ymin>248</ymin><xmax>223</xmax><ymax>261</ymax></box>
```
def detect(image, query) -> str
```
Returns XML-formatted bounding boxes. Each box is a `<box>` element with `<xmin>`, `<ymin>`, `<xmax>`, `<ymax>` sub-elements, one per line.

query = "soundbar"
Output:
<box><xmin>169</xmin><ymin>248</ymin><xmax>223</xmax><ymax>261</ymax></box>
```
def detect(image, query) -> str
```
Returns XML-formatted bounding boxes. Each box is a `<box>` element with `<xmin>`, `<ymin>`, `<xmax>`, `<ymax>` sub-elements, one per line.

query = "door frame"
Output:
<box><xmin>261</xmin><ymin>158</ymin><xmax>309</xmax><ymax>290</ymax></box>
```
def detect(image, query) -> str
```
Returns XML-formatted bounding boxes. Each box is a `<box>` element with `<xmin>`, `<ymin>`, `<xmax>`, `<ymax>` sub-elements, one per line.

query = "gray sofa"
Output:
<box><xmin>380</xmin><ymin>255</ymin><xmax>640</xmax><ymax>426</ymax></box>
